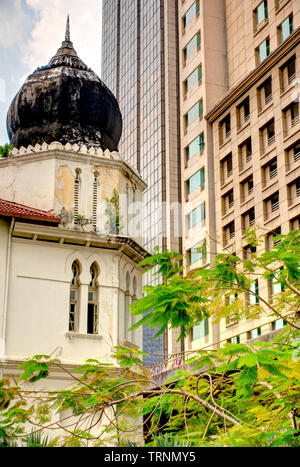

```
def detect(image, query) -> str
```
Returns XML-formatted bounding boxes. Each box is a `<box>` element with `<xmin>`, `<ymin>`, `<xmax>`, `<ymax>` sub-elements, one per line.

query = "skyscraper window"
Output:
<box><xmin>183</xmin><ymin>1</ymin><xmax>200</xmax><ymax>29</ymax></box>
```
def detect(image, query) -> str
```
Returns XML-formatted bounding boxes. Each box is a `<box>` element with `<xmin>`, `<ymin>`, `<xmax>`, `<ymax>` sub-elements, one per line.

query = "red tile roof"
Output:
<box><xmin>0</xmin><ymin>199</ymin><xmax>60</xmax><ymax>223</ymax></box>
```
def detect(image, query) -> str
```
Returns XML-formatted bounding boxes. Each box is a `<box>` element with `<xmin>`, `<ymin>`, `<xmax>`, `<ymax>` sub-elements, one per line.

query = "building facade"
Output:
<box><xmin>0</xmin><ymin>22</ymin><xmax>147</xmax><ymax>399</ymax></box>
<box><xmin>0</xmin><ymin>144</ymin><xmax>146</xmax><ymax>368</ymax></box>
<box><xmin>178</xmin><ymin>0</ymin><xmax>229</xmax><ymax>350</ymax></box>
<box><xmin>102</xmin><ymin>0</ymin><xmax>183</xmax><ymax>364</ymax></box>
<box><xmin>102</xmin><ymin>0</ymin><xmax>300</xmax><ymax>366</ymax></box>
<box><xmin>206</xmin><ymin>0</ymin><xmax>300</xmax><ymax>347</ymax></box>
<box><xmin>175</xmin><ymin>0</ymin><xmax>299</xmax><ymax>354</ymax></box>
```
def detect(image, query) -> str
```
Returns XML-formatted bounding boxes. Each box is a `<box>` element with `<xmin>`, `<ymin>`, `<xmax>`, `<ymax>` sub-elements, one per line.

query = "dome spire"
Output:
<box><xmin>46</xmin><ymin>14</ymin><xmax>88</xmax><ymax>70</ymax></box>
<box><xmin>65</xmin><ymin>14</ymin><xmax>70</xmax><ymax>42</ymax></box>
<box><xmin>6</xmin><ymin>16</ymin><xmax>123</xmax><ymax>151</ymax></box>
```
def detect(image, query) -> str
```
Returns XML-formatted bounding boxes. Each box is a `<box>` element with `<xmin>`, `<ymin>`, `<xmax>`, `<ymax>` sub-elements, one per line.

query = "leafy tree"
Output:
<box><xmin>0</xmin><ymin>230</ymin><xmax>299</xmax><ymax>447</ymax></box>
<box><xmin>130</xmin><ymin>229</ymin><xmax>300</xmax><ymax>337</ymax></box>
<box><xmin>0</xmin><ymin>144</ymin><xmax>13</xmax><ymax>158</ymax></box>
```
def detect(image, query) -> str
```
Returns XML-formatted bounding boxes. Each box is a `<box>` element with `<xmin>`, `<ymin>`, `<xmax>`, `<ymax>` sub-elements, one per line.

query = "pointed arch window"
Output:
<box><xmin>69</xmin><ymin>261</ymin><xmax>80</xmax><ymax>332</ymax></box>
<box><xmin>87</xmin><ymin>263</ymin><xmax>99</xmax><ymax>335</ymax></box>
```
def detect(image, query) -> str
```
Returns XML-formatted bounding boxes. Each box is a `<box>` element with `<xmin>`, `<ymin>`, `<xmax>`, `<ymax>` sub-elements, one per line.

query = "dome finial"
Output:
<box><xmin>65</xmin><ymin>14</ymin><xmax>70</xmax><ymax>42</ymax></box>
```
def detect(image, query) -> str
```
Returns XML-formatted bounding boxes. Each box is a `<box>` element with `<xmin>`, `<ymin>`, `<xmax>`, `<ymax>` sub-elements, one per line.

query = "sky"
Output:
<box><xmin>0</xmin><ymin>0</ymin><xmax>103</xmax><ymax>145</ymax></box>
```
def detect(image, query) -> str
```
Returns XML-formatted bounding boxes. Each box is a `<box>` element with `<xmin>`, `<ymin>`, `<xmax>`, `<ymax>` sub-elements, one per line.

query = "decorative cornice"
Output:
<box><xmin>12</xmin><ymin>222</ymin><xmax>150</xmax><ymax>265</ymax></box>
<box><xmin>3</xmin><ymin>141</ymin><xmax>147</xmax><ymax>191</ymax></box>
<box><xmin>206</xmin><ymin>27</ymin><xmax>300</xmax><ymax>123</ymax></box>
<box><xmin>8</xmin><ymin>141</ymin><xmax>120</xmax><ymax>159</ymax></box>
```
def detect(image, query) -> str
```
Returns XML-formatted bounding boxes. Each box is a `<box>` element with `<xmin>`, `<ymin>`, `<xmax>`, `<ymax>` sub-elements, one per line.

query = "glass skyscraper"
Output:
<box><xmin>102</xmin><ymin>0</ymin><xmax>182</xmax><ymax>365</ymax></box>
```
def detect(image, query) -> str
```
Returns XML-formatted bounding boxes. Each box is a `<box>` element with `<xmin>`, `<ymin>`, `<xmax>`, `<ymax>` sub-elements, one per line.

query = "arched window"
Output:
<box><xmin>69</xmin><ymin>261</ymin><xmax>80</xmax><ymax>332</ymax></box>
<box><xmin>74</xmin><ymin>169</ymin><xmax>81</xmax><ymax>224</ymax></box>
<box><xmin>124</xmin><ymin>272</ymin><xmax>131</xmax><ymax>341</ymax></box>
<box><xmin>87</xmin><ymin>263</ymin><xmax>99</xmax><ymax>335</ymax></box>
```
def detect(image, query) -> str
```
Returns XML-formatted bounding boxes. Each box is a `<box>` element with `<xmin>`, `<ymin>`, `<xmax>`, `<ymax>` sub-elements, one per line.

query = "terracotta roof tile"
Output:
<box><xmin>0</xmin><ymin>199</ymin><xmax>60</xmax><ymax>223</ymax></box>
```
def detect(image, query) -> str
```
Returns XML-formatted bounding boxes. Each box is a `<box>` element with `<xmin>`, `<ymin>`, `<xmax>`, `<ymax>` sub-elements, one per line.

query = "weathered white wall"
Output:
<box><xmin>0</xmin><ymin>145</ymin><xmax>146</xmax><ymax>443</ymax></box>
<box><xmin>4</xmin><ymin>238</ymin><xmax>143</xmax><ymax>365</ymax></box>
<box><xmin>0</xmin><ymin>145</ymin><xmax>146</xmax><ymax>367</ymax></box>
<box><xmin>0</xmin><ymin>157</ymin><xmax>56</xmax><ymax>212</ymax></box>
<box><xmin>0</xmin><ymin>146</ymin><xmax>146</xmax><ymax>244</ymax></box>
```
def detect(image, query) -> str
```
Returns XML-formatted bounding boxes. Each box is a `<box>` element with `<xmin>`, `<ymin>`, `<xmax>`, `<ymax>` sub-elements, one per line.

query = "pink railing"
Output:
<box><xmin>149</xmin><ymin>352</ymin><xmax>186</xmax><ymax>376</ymax></box>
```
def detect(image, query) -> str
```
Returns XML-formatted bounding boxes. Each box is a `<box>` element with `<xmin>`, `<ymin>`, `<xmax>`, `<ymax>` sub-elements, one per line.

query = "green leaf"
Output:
<box><xmin>237</xmin><ymin>353</ymin><xmax>258</xmax><ymax>368</ymax></box>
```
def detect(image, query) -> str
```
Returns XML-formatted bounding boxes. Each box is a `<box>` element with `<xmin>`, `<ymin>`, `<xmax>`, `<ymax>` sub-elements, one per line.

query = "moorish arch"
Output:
<box><xmin>65</xmin><ymin>251</ymin><xmax>89</xmax><ymax>284</ymax></box>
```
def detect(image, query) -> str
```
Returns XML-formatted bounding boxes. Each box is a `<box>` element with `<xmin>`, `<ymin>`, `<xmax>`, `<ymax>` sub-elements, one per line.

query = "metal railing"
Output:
<box><xmin>270</xmin><ymin>168</ymin><xmax>277</xmax><ymax>179</ymax></box>
<box><xmin>288</xmin><ymin>73</ymin><xmax>296</xmax><ymax>85</ymax></box>
<box><xmin>265</xmin><ymin>94</ymin><xmax>272</xmax><ymax>105</ymax></box>
<box><xmin>268</xmin><ymin>135</ymin><xmax>275</xmax><ymax>146</ymax></box>
<box><xmin>294</xmin><ymin>152</ymin><xmax>300</xmax><ymax>162</ymax></box>
<box><xmin>271</xmin><ymin>201</ymin><xmax>279</xmax><ymax>212</ymax></box>
<box><xmin>149</xmin><ymin>352</ymin><xmax>186</xmax><ymax>376</ymax></box>
<box><xmin>148</xmin><ymin>315</ymin><xmax>293</xmax><ymax>376</ymax></box>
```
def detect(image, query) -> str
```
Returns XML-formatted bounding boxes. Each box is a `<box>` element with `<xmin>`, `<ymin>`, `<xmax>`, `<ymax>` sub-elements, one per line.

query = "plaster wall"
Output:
<box><xmin>0</xmin><ymin>157</ymin><xmax>56</xmax><ymax>212</ymax></box>
<box><xmin>0</xmin><ymin>150</ymin><xmax>145</xmax><ymax>244</ymax></box>
<box><xmin>4</xmin><ymin>238</ymin><xmax>143</xmax><ymax>365</ymax></box>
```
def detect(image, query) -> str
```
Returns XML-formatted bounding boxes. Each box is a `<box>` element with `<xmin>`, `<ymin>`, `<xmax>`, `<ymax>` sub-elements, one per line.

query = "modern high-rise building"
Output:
<box><xmin>178</xmin><ymin>0</ymin><xmax>229</xmax><ymax>351</ymax></box>
<box><xmin>102</xmin><ymin>0</ymin><xmax>183</xmax><ymax>365</ymax></box>
<box><xmin>102</xmin><ymin>0</ymin><xmax>300</xmax><ymax>366</ymax></box>
<box><xmin>179</xmin><ymin>0</ymin><xmax>299</xmax><ymax>354</ymax></box>
<box><xmin>205</xmin><ymin>0</ymin><xmax>300</xmax><ymax>347</ymax></box>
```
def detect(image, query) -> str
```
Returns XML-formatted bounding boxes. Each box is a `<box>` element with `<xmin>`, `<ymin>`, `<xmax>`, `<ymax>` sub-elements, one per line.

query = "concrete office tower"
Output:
<box><xmin>205</xmin><ymin>0</ymin><xmax>300</xmax><ymax>347</ymax></box>
<box><xmin>102</xmin><ymin>0</ymin><xmax>300</xmax><ymax>365</ymax></box>
<box><xmin>102</xmin><ymin>0</ymin><xmax>182</xmax><ymax>365</ymax></box>
<box><xmin>181</xmin><ymin>0</ymin><xmax>299</xmax><ymax>353</ymax></box>
<box><xmin>178</xmin><ymin>0</ymin><xmax>228</xmax><ymax>351</ymax></box>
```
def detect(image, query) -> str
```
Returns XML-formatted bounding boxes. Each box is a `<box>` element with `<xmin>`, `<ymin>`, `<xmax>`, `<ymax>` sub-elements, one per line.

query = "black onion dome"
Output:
<box><xmin>7</xmin><ymin>17</ymin><xmax>122</xmax><ymax>151</ymax></box>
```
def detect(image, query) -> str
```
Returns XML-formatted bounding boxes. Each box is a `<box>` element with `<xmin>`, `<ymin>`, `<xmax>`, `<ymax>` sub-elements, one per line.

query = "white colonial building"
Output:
<box><xmin>0</xmin><ymin>21</ymin><xmax>148</xmax><ymax>391</ymax></box>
